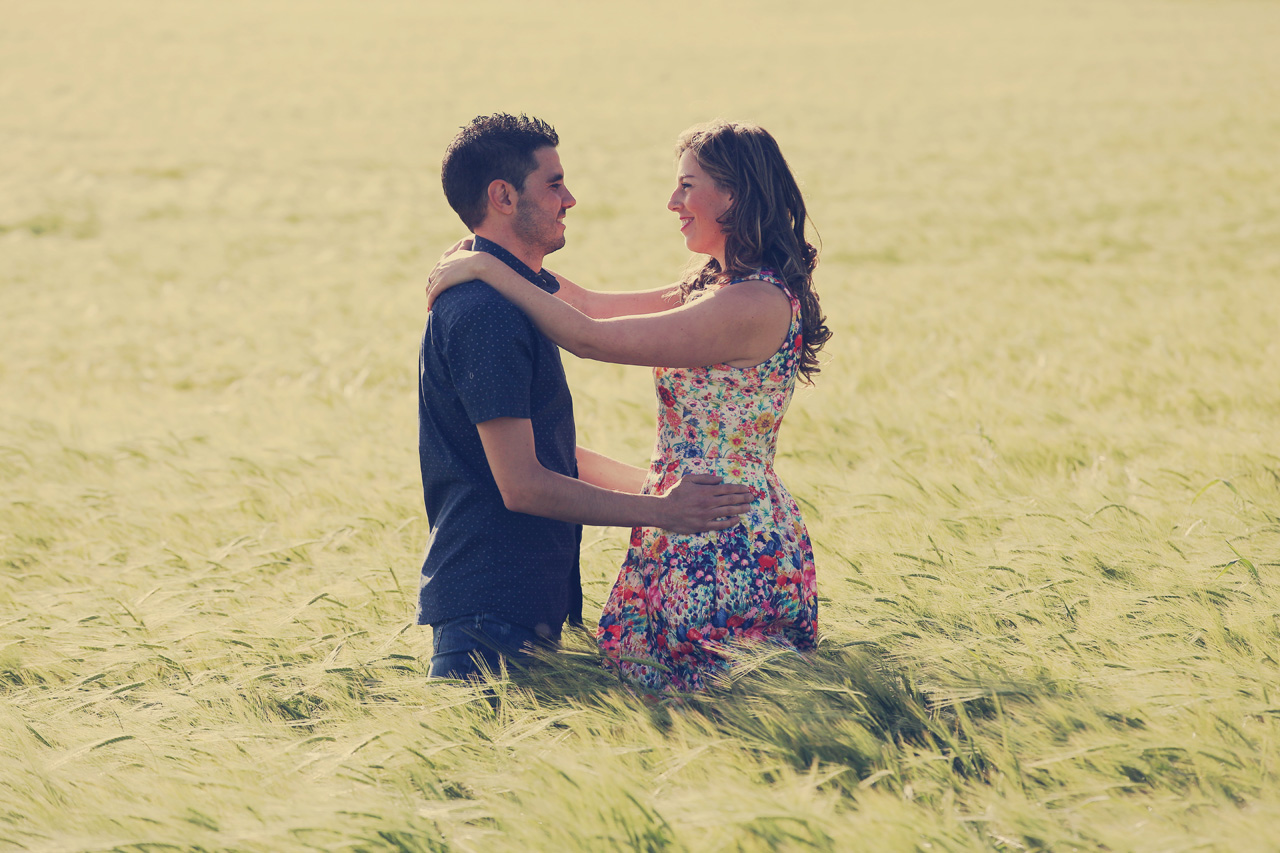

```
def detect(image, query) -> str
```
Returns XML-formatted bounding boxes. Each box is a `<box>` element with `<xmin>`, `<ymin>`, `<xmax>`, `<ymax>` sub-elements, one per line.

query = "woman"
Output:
<box><xmin>427</xmin><ymin>121</ymin><xmax>830</xmax><ymax>691</ymax></box>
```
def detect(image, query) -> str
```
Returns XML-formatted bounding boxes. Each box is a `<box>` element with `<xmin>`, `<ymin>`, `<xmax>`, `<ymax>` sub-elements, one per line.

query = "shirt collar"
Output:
<box><xmin>471</xmin><ymin>235</ymin><xmax>561</xmax><ymax>295</ymax></box>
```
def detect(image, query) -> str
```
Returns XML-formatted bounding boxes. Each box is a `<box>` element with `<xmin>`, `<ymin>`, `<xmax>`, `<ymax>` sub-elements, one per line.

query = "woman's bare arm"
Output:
<box><xmin>552</xmin><ymin>273</ymin><xmax>682</xmax><ymax>319</ymax></box>
<box><xmin>428</xmin><ymin>251</ymin><xmax>790</xmax><ymax>368</ymax></box>
<box><xmin>426</xmin><ymin>238</ymin><xmax>679</xmax><ymax>319</ymax></box>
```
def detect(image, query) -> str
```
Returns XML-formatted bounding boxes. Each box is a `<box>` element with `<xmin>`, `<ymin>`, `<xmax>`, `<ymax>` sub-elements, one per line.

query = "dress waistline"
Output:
<box><xmin>693</xmin><ymin>450</ymin><xmax>774</xmax><ymax>469</ymax></box>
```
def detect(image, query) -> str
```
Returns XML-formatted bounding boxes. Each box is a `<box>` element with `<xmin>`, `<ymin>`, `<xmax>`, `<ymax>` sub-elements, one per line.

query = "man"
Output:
<box><xmin>418</xmin><ymin>113</ymin><xmax>751</xmax><ymax>680</ymax></box>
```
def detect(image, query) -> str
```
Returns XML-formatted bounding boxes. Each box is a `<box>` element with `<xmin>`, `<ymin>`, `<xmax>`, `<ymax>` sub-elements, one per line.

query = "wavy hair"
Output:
<box><xmin>676</xmin><ymin>121</ymin><xmax>830</xmax><ymax>383</ymax></box>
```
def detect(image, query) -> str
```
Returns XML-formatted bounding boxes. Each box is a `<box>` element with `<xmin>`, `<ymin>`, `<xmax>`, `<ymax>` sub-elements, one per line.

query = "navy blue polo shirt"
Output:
<box><xmin>415</xmin><ymin>236</ymin><xmax>582</xmax><ymax>631</ymax></box>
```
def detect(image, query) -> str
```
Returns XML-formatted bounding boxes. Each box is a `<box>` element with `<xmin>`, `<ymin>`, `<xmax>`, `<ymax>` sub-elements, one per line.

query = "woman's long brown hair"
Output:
<box><xmin>676</xmin><ymin>121</ymin><xmax>831</xmax><ymax>383</ymax></box>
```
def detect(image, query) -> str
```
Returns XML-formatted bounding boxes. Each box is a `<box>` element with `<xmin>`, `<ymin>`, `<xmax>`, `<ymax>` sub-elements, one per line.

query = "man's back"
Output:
<box><xmin>417</xmin><ymin>260</ymin><xmax>581</xmax><ymax>634</ymax></box>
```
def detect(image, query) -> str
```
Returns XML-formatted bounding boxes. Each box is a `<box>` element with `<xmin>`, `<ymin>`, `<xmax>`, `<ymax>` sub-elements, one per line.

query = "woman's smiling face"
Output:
<box><xmin>668</xmin><ymin>149</ymin><xmax>733</xmax><ymax>263</ymax></box>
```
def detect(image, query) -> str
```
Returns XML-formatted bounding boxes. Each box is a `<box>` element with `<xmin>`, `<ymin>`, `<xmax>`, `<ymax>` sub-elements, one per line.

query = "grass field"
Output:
<box><xmin>4</xmin><ymin>1</ymin><xmax>1280</xmax><ymax>850</ymax></box>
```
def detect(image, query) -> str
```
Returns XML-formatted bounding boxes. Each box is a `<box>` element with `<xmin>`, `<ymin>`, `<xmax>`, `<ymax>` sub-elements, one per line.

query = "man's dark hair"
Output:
<box><xmin>441</xmin><ymin>113</ymin><xmax>559</xmax><ymax>230</ymax></box>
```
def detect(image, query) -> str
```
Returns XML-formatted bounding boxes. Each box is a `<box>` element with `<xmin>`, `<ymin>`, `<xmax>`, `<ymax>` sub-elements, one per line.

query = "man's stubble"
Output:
<box><xmin>512</xmin><ymin>198</ymin><xmax>567</xmax><ymax>259</ymax></box>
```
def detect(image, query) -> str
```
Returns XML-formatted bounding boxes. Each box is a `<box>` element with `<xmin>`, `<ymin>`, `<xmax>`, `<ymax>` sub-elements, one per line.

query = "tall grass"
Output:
<box><xmin>3</xmin><ymin>0</ymin><xmax>1279</xmax><ymax>849</ymax></box>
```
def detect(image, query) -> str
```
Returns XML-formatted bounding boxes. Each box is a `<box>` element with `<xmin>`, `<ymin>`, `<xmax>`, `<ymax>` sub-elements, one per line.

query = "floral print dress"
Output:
<box><xmin>596</xmin><ymin>269</ymin><xmax>818</xmax><ymax>691</ymax></box>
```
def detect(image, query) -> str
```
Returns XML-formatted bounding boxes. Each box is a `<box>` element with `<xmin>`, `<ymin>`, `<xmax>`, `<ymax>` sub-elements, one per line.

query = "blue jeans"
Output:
<box><xmin>429</xmin><ymin>613</ymin><xmax>560</xmax><ymax>680</ymax></box>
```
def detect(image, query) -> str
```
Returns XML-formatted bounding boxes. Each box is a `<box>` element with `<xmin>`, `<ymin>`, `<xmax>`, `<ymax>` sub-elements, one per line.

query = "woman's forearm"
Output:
<box><xmin>473</xmin><ymin>256</ymin><xmax>783</xmax><ymax>369</ymax></box>
<box><xmin>555</xmin><ymin>274</ymin><xmax>681</xmax><ymax>319</ymax></box>
<box><xmin>479</xmin><ymin>259</ymin><xmax>605</xmax><ymax>356</ymax></box>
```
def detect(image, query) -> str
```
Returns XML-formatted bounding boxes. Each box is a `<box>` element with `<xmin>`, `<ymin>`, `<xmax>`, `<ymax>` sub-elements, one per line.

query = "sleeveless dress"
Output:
<box><xmin>596</xmin><ymin>269</ymin><xmax>819</xmax><ymax>691</ymax></box>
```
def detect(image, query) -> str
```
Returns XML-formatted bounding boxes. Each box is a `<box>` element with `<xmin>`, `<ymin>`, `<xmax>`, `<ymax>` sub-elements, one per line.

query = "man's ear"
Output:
<box><xmin>486</xmin><ymin>179</ymin><xmax>517</xmax><ymax>216</ymax></box>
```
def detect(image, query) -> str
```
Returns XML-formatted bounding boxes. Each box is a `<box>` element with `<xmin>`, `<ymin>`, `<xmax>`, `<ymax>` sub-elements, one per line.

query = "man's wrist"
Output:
<box><xmin>639</xmin><ymin>493</ymin><xmax>667</xmax><ymax>530</ymax></box>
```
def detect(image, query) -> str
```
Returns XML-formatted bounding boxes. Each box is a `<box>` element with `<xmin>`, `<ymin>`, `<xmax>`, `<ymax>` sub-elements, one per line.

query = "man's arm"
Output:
<box><xmin>576</xmin><ymin>446</ymin><xmax>647</xmax><ymax>494</ymax></box>
<box><xmin>478</xmin><ymin>418</ymin><xmax>751</xmax><ymax>534</ymax></box>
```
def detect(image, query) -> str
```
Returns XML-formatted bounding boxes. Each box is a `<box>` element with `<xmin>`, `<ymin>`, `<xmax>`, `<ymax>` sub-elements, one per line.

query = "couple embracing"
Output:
<box><xmin>416</xmin><ymin>113</ymin><xmax>830</xmax><ymax>692</ymax></box>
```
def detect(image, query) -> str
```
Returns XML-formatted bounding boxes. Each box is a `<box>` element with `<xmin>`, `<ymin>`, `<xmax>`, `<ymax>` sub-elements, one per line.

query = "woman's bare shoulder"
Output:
<box><xmin>712</xmin><ymin>276</ymin><xmax>792</xmax><ymax>309</ymax></box>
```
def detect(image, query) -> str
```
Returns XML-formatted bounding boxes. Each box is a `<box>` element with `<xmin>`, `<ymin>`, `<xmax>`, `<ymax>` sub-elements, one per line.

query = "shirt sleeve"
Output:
<box><xmin>441</xmin><ymin>293</ymin><xmax>538</xmax><ymax>425</ymax></box>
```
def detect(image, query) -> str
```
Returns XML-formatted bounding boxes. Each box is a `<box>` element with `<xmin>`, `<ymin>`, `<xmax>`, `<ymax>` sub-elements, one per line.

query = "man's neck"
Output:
<box><xmin>472</xmin><ymin>229</ymin><xmax>543</xmax><ymax>273</ymax></box>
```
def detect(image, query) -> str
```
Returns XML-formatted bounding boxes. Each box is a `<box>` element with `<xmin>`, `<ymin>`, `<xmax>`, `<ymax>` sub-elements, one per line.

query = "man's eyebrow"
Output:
<box><xmin>547</xmin><ymin>172</ymin><xmax>564</xmax><ymax>183</ymax></box>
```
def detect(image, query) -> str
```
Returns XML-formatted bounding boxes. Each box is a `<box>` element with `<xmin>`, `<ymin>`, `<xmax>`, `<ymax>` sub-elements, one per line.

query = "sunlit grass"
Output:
<box><xmin>3</xmin><ymin>0</ymin><xmax>1280</xmax><ymax>850</ymax></box>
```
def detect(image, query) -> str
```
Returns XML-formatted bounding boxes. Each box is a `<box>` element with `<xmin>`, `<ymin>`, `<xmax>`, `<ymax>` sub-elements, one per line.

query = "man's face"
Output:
<box><xmin>512</xmin><ymin>147</ymin><xmax>576</xmax><ymax>256</ymax></box>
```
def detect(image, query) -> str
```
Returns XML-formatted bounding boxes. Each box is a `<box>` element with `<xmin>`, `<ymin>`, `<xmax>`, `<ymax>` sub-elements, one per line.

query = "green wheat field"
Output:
<box><xmin>3</xmin><ymin>1</ymin><xmax>1279</xmax><ymax>850</ymax></box>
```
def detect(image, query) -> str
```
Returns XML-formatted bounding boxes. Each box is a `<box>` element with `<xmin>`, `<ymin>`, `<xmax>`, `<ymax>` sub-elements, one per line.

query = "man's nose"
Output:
<box><xmin>562</xmin><ymin>187</ymin><xmax>577</xmax><ymax>208</ymax></box>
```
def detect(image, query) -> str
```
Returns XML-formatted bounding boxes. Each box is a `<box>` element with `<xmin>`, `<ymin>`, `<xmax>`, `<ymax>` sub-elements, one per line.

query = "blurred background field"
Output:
<box><xmin>3</xmin><ymin>0</ymin><xmax>1279</xmax><ymax>850</ymax></box>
